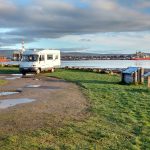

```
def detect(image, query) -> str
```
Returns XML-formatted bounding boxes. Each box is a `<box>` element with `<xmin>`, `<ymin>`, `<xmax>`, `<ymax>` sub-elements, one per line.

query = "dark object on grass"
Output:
<box><xmin>121</xmin><ymin>67</ymin><xmax>144</xmax><ymax>84</ymax></box>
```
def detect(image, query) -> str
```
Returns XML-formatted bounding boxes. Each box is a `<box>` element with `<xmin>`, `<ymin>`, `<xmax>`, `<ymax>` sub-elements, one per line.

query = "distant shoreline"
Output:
<box><xmin>1</xmin><ymin>50</ymin><xmax>150</xmax><ymax>60</ymax></box>
<box><xmin>1</xmin><ymin>61</ymin><xmax>150</xmax><ymax>73</ymax></box>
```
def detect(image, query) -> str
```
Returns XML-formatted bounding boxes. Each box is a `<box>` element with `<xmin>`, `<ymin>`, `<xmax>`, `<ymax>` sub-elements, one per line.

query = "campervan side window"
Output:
<box><xmin>39</xmin><ymin>55</ymin><xmax>45</xmax><ymax>61</ymax></box>
<box><xmin>47</xmin><ymin>55</ymin><xmax>53</xmax><ymax>60</ymax></box>
<box><xmin>55</xmin><ymin>55</ymin><xmax>58</xmax><ymax>59</ymax></box>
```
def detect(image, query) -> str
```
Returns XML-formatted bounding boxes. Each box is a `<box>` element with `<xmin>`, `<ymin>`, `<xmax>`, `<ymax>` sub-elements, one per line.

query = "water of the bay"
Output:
<box><xmin>61</xmin><ymin>60</ymin><xmax>150</xmax><ymax>69</ymax></box>
<box><xmin>1</xmin><ymin>60</ymin><xmax>150</xmax><ymax>69</ymax></box>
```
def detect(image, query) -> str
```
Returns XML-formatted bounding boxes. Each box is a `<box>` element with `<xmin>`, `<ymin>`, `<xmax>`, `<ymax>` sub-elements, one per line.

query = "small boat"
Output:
<box><xmin>0</xmin><ymin>56</ymin><xmax>9</xmax><ymax>62</ymax></box>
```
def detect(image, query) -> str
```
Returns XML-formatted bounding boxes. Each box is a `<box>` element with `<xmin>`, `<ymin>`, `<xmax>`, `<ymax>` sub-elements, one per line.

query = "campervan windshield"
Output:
<box><xmin>22</xmin><ymin>55</ymin><xmax>39</xmax><ymax>62</ymax></box>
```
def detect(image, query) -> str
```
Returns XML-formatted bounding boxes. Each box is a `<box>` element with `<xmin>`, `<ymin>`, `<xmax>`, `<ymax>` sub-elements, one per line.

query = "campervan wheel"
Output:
<box><xmin>36</xmin><ymin>69</ymin><xmax>41</xmax><ymax>74</ymax></box>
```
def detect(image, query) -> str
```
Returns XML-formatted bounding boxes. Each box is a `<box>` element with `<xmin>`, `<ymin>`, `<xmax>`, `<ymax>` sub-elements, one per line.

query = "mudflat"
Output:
<box><xmin>0</xmin><ymin>74</ymin><xmax>88</xmax><ymax>134</ymax></box>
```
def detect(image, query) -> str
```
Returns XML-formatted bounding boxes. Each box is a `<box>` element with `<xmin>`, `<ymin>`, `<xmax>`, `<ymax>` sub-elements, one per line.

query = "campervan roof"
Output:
<box><xmin>23</xmin><ymin>49</ymin><xmax>60</xmax><ymax>55</ymax></box>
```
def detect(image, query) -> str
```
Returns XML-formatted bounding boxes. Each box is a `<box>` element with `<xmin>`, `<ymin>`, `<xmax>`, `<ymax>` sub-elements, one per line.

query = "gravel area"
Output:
<box><xmin>0</xmin><ymin>74</ymin><xmax>88</xmax><ymax>133</ymax></box>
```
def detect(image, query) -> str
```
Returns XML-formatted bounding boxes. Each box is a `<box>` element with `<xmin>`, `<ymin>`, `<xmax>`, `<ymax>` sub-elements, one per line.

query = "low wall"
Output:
<box><xmin>62</xmin><ymin>66</ymin><xmax>122</xmax><ymax>75</ymax></box>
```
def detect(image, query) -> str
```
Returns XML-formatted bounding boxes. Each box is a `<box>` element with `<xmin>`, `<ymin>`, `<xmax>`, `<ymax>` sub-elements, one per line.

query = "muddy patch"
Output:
<box><xmin>0</xmin><ymin>75</ymin><xmax>88</xmax><ymax>133</ymax></box>
<box><xmin>0</xmin><ymin>76</ymin><xmax>6</xmax><ymax>78</ymax></box>
<box><xmin>0</xmin><ymin>98</ymin><xmax>35</xmax><ymax>109</ymax></box>
<box><xmin>39</xmin><ymin>86</ymin><xmax>63</xmax><ymax>90</ymax></box>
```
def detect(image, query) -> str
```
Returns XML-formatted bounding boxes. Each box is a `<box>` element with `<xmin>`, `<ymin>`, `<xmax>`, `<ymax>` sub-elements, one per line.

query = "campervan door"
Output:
<box><xmin>45</xmin><ymin>51</ymin><xmax>60</xmax><ymax>69</ymax></box>
<box><xmin>39</xmin><ymin>52</ymin><xmax>46</xmax><ymax>71</ymax></box>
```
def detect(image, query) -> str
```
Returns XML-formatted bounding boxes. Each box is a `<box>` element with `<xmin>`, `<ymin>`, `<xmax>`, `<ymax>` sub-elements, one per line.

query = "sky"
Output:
<box><xmin>0</xmin><ymin>0</ymin><xmax>150</xmax><ymax>54</ymax></box>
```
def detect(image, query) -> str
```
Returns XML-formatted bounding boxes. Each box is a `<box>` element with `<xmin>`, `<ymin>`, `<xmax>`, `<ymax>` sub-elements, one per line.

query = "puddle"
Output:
<box><xmin>0</xmin><ymin>92</ymin><xmax>20</xmax><ymax>96</ymax></box>
<box><xmin>25</xmin><ymin>85</ymin><xmax>62</xmax><ymax>90</ymax></box>
<box><xmin>0</xmin><ymin>98</ymin><xmax>35</xmax><ymax>109</ymax></box>
<box><xmin>26</xmin><ymin>85</ymin><xmax>41</xmax><ymax>88</ymax></box>
<box><xmin>11</xmin><ymin>74</ymin><xmax>24</xmax><ymax>76</ymax></box>
<box><xmin>12</xmin><ymin>74</ymin><xmax>33</xmax><ymax>76</ymax></box>
<box><xmin>5</xmin><ymin>77</ymin><xmax>20</xmax><ymax>80</ymax></box>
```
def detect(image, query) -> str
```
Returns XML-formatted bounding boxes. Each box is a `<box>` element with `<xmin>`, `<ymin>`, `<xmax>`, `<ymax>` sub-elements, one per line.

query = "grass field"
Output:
<box><xmin>0</xmin><ymin>68</ymin><xmax>150</xmax><ymax>149</ymax></box>
<box><xmin>0</xmin><ymin>80</ymin><xmax>7</xmax><ymax>86</ymax></box>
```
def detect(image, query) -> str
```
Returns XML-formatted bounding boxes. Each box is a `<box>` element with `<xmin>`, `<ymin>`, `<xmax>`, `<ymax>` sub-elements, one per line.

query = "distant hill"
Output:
<box><xmin>1</xmin><ymin>49</ymin><xmax>150</xmax><ymax>58</ymax></box>
<box><xmin>61</xmin><ymin>52</ymin><xmax>134</xmax><ymax>56</ymax></box>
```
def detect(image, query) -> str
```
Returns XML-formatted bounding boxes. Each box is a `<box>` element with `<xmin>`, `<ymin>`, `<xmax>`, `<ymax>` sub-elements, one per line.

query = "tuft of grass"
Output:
<box><xmin>0</xmin><ymin>69</ymin><xmax>150</xmax><ymax>149</ymax></box>
<box><xmin>0</xmin><ymin>80</ymin><xmax>7</xmax><ymax>86</ymax></box>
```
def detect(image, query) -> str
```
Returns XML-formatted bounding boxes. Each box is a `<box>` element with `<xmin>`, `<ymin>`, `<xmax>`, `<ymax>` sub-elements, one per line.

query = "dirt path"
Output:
<box><xmin>0</xmin><ymin>74</ymin><xmax>88</xmax><ymax>133</ymax></box>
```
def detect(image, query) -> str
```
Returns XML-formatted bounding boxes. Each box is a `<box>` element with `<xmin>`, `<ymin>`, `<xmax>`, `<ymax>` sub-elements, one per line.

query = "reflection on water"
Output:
<box><xmin>62</xmin><ymin>60</ymin><xmax>150</xmax><ymax>68</ymax></box>
<box><xmin>0</xmin><ymin>92</ymin><xmax>19</xmax><ymax>96</ymax></box>
<box><xmin>11</xmin><ymin>74</ymin><xmax>23</xmax><ymax>76</ymax></box>
<box><xmin>5</xmin><ymin>77</ymin><xmax>20</xmax><ymax>80</ymax></box>
<box><xmin>1</xmin><ymin>60</ymin><xmax>150</xmax><ymax>69</ymax></box>
<box><xmin>26</xmin><ymin>85</ymin><xmax>41</xmax><ymax>88</ymax></box>
<box><xmin>0</xmin><ymin>98</ymin><xmax>35</xmax><ymax>109</ymax></box>
<box><xmin>25</xmin><ymin>85</ymin><xmax>62</xmax><ymax>90</ymax></box>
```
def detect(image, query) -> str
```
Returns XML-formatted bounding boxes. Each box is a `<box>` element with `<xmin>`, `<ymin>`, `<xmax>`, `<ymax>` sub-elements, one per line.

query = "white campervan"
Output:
<box><xmin>19</xmin><ymin>49</ymin><xmax>60</xmax><ymax>75</ymax></box>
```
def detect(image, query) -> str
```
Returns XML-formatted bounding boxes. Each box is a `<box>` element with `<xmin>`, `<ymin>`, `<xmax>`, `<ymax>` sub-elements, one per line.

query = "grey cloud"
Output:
<box><xmin>80</xmin><ymin>39</ymin><xmax>92</xmax><ymax>42</ymax></box>
<box><xmin>0</xmin><ymin>34</ymin><xmax>35</xmax><ymax>47</ymax></box>
<box><xmin>1</xmin><ymin>0</ymin><xmax>150</xmax><ymax>46</ymax></box>
<box><xmin>61</xmin><ymin>47</ymin><xmax>88</xmax><ymax>52</ymax></box>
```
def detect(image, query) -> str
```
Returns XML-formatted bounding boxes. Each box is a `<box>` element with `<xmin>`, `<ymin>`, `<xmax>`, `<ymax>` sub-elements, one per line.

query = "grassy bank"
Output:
<box><xmin>0</xmin><ymin>66</ymin><xmax>19</xmax><ymax>74</ymax></box>
<box><xmin>0</xmin><ymin>69</ymin><xmax>150</xmax><ymax>149</ymax></box>
<box><xmin>48</xmin><ymin>69</ymin><xmax>150</xmax><ymax>149</ymax></box>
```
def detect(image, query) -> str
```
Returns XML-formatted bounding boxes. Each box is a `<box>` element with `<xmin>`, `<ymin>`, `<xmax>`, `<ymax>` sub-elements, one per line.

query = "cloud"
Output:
<box><xmin>136</xmin><ymin>0</ymin><xmax>150</xmax><ymax>9</ymax></box>
<box><xmin>80</xmin><ymin>38</ymin><xmax>92</xmax><ymax>42</ymax></box>
<box><xmin>59</xmin><ymin>31</ymin><xmax>150</xmax><ymax>53</ymax></box>
<box><xmin>0</xmin><ymin>0</ymin><xmax>150</xmax><ymax>47</ymax></box>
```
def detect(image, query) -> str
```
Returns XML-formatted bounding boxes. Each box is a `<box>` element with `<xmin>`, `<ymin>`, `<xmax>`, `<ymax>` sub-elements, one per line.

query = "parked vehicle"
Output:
<box><xmin>19</xmin><ymin>49</ymin><xmax>60</xmax><ymax>75</ymax></box>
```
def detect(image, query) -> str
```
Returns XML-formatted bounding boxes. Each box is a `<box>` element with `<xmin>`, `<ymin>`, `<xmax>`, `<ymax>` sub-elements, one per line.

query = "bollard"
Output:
<box><xmin>140</xmin><ymin>68</ymin><xmax>144</xmax><ymax>84</ymax></box>
<box><xmin>133</xmin><ymin>72</ymin><xmax>138</xmax><ymax>84</ymax></box>
<box><xmin>137</xmin><ymin>68</ymin><xmax>141</xmax><ymax>84</ymax></box>
<box><xmin>148</xmin><ymin>76</ymin><xmax>150</xmax><ymax>88</ymax></box>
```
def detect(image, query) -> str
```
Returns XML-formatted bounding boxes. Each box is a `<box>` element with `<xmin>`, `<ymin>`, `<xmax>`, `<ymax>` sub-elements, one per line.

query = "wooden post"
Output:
<box><xmin>140</xmin><ymin>68</ymin><xmax>144</xmax><ymax>84</ymax></box>
<box><xmin>148</xmin><ymin>76</ymin><xmax>150</xmax><ymax>88</ymax></box>
<box><xmin>133</xmin><ymin>72</ymin><xmax>138</xmax><ymax>84</ymax></box>
<box><xmin>137</xmin><ymin>68</ymin><xmax>141</xmax><ymax>84</ymax></box>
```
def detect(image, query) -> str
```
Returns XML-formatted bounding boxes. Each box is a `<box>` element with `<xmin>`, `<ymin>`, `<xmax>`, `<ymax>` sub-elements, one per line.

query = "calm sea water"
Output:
<box><xmin>61</xmin><ymin>60</ymin><xmax>150</xmax><ymax>69</ymax></box>
<box><xmin>1</xmin><ymin>60</ymin><xmax>150</xmax><ymax>69</ymax></box>
<box><xmin>1</xmin><ymin>50</ymin><xmax>150</xmax><ymax>68</ymax></box>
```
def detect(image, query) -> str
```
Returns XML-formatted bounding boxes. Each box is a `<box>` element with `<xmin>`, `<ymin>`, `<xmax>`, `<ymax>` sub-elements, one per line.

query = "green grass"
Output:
<box><xmin>0</xmin><ymin>66</ymin><xmax>19</xmax><ymax>74</ymax></box>
<box><xmin>0</xmin><ymin>69</ymin><xmax>150</xmax><ymax>150</ymax></box>
<box><xmin>0</xmin><ymin>80</ymin><xmax>7</xmax><ymax>86</ymax></box>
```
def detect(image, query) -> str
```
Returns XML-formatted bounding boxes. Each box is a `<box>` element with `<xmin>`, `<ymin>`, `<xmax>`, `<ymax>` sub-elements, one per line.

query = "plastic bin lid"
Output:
<box><xmin>123</xmin><ymin>67</ymin><xmax>139</xmax><ymax>74</ymax></box>
<box><xmin>144</xmin><ymin>72</ymin><xmax>150</xmax><ymax>77</ymax></box>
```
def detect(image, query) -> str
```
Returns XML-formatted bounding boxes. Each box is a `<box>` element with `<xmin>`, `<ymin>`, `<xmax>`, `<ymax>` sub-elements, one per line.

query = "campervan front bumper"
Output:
<box><xmin>19</xmin><ymin>67</ymin><xmax>38</xmax><ymax>73</ymax></box>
